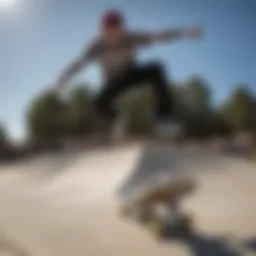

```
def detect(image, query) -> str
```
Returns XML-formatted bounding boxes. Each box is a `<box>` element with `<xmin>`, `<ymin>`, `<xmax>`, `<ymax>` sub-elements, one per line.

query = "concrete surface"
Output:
<box><xmin>0</xmin><ymin>144</ymin><xmax>255</xmax><ymax>256</ymax></box>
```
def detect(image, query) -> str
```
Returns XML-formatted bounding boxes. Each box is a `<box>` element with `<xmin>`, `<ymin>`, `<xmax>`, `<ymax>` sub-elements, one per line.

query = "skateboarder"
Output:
<box><xmin>55</xmin><ymin>9</ymin><xmax>202</xmax><ymax>138</ymax></box>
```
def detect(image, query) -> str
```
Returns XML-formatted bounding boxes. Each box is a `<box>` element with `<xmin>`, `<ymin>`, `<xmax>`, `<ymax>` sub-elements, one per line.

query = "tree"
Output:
<box><xmin>178</xmin><ymin>77</ymin><xmax>215</xmax><ymax>137</ymax></box>
<box><xmin>26</xmin><ymin>78</ymin><xmax>254</xmax><ymax>142</ymax></box>
<box><xmin>222</xmin><ymin>86</ymin><xmax>256</xmax><ymax>132</ymax></box>
<box><xmin>171</xmin><ymin>84</ymin><xmax>187</xmax><ymax>122</ymax></box>
<box><xmin>67</xmin><ymin>86</ymin><xmax>96</xmax><ymax>135</ymax></box>
<box><xmin>0</xmin><ymin>124</ymin><xmax>7</xmax><ymax>146</ymax></box>
<box><xmin>182</xmin><ymin>77</ymin><xmax>211</xmax><ymax>114</ymax></box>
<box><xmin>27</xmin><ymin>90</ymin><xmax>68</xmax><ymax>140</ymax></box>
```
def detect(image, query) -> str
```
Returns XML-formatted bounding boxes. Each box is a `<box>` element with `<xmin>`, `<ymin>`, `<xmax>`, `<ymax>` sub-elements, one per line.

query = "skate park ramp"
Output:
<box><xmin>0</xmin><ymin>143</ymin><xmax>255</xmax><ymax>256</ymax></box>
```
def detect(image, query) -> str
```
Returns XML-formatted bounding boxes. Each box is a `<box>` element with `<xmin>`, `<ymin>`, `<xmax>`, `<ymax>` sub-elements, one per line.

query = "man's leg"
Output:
<box><xmin>131</xmin><ymin>62</ymin><xmax>174</xmax><ymax>120</ymax></box>
<box><xmin>95</xmin><ymin>62</ymin><xmax>180</xmax><ymax>137</ymax></box>
<box><xmin>95</xmin><ymin>83</ymin><xmax>119</xmax><ymax>122</ymax></box>
<box><xmin>95</xmin><ymin>75</ymin><xmax>136</xmax><ymax>122</ymax></box>
<box><xmin>95</xmin><ymin>74</ymin><xmax>140</xmax><ymax>141</ymax></box>
<box><xmin>94</xmin><ymin>63</ymin><xmax>169</xmax><ymax>121</ymax></box>
<box><xmin>126</xmin><ymin>62</ymin><xmax>181</xmax><ymax>136</ymax></box>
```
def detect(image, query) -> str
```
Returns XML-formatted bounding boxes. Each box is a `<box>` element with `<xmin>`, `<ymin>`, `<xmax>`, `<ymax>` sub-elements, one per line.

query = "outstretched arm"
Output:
<box><xmin>55</xmin><ymin>57</ymin><xmax>88</xmax><ymax>91</ymax></box>
<box><xmin>151</xmin><ymin>25</ymin><xmax>202</xmax><ymax>42</ymax></box>
<box><xmin>55</xmin><ymin>40</ymin><xmax>99</xmax><ymax>91</ymax></box>
<box><xmin>135</xmin><ymin>25</ymin><xmax>203</xmax><ymax>46</ymax></box>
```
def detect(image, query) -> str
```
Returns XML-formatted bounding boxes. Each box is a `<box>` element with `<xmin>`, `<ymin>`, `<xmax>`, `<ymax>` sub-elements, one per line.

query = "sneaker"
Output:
<box><xmin>156</xmin><ymin>118</ymin><xmax>183</xmax><ymax>138</ymax></box>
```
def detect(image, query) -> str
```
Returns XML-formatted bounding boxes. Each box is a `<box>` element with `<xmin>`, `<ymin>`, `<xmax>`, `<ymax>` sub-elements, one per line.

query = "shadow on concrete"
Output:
<box><xmin>167</xmin><ymin>231</ymin><xmax>243</xmax><ymax>256</ymax></box>
<box><xmin>243</xmin><ymin>237</ymin><xmax>256</xmax><ymax>253</ymax></box>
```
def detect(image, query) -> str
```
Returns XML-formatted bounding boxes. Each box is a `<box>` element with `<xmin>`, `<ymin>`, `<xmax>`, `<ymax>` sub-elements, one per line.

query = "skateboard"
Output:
<box><xmin>118</xmin><ymin>177</ymin><xmax>196</xmax><ymax>239</ymax></box>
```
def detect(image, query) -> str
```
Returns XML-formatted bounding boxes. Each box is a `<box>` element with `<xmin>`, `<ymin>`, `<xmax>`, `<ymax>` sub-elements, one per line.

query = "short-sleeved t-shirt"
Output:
<box><xmin>83</xmin><ymin>32</ymin><xmax>153</xmax><ymax>79</ymax></box>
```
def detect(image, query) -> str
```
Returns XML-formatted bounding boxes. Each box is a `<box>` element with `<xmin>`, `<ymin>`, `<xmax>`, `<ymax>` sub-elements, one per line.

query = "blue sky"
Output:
<box><xmin>0</xmin><ymin>0</ymin><xmax>255</xmax><ymax>141</ymax></box>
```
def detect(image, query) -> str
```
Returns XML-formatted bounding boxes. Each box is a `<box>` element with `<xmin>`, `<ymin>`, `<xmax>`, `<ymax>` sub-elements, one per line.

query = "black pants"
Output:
<box><xmin>95</xmin><ymin>62</ymin><xmax>174</xmax><ymax>121</ymax></box>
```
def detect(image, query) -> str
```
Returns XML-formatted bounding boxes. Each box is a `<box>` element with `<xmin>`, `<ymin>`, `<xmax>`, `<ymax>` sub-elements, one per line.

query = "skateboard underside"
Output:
<box><xmin>118</xmin><ymin>178</ymin><xmax>196</xmax><ymax>238</ymax></box>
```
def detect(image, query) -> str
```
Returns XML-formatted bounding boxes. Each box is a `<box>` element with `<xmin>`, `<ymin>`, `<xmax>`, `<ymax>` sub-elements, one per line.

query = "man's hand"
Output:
<box><xmin>185</xmin><ymin>25</ymin><xmax>203</xmax><ymax>38</ymax></box>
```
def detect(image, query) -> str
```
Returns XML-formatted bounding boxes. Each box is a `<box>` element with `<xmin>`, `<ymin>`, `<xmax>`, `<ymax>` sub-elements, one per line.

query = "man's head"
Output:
<box><xmin>100</xmin><ymin>10</ymin><xmax>125</xmax><ymax>44</ymax></box>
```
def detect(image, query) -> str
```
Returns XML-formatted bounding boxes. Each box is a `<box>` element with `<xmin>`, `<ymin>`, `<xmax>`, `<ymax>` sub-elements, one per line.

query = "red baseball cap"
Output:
<box><xmin>101</xmin><ymin>10</ymin><xmax>124</xmax><ymax>27</ymax></box>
